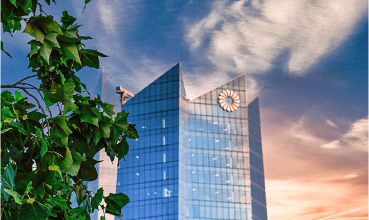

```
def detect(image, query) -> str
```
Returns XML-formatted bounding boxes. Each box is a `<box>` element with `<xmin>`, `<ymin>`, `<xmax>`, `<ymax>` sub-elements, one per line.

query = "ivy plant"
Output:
<box><xmin>1</xmin><ymin>1</ymin><xmax>138</xmax><ymax>219</ymax></box>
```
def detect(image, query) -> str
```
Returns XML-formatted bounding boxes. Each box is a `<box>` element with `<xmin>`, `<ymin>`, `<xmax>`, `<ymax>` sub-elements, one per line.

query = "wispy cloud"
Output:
<box><xmin>315</xmin><ymin>206</ymin><xmax>368</xmax><ymax>220</ymax></box>
<box><xmin>266</xmin><ymin>180</ymin><xmax>368</xmax><ymax>220</ymax></box>
<box><xmin>186</xmin><ymin>0</ymin><xmax>367</xmax><ymax>75</ymax></box>
<box><xmin>261</xmin><ymin>109</ymin><xmax>368</xmax><ymax>219</ymax></box>
<box><xmin>326</xmin><ymin>119</ymin><xmax>338</xmax><ymax>128</ymax></box>
<box><xmin>321</xmin><ymin>117</ymin><xmax>368</xmax><ymax>150</ymax></box>
<box><xmin>287</xmin><ymin>115</ymin><xmax>326</xmax><ymax>145</ymax></box>
<box><xmin>72</xmin><ymin>0</ymin><xmax>172</xmax><ymax>93</ymax></box>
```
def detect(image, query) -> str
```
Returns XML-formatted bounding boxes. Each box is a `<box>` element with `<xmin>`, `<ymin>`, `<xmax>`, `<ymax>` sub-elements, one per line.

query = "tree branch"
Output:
<box><xmin>13</xmin><ymin>74</ymin><xmax>37</xmax><ymax>85</ymax></box>
<box><xmin>18</xmin><ymin>83</ymin><xmax>53</xmax><ymax>117</ymax></box>
<box><xmin>21</xmin><ymin>88</ymin><xmax>46</xmax><ymax>115</ymax></box>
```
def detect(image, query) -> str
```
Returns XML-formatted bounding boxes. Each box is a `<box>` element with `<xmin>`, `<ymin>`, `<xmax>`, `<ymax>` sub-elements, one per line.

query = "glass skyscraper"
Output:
<box><xmin>90</xmin><ymin>68</ymin><xmax>121</xmax><ymax>220</ymax></box>
<box><xmin>116</xmin><ymin>63</ymin><xmax>267</xmax><ymax>220</ymax></box>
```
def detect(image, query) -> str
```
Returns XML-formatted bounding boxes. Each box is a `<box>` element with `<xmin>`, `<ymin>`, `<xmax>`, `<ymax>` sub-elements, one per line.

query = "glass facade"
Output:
<box><xmin>116</xmin><ymin>63</ymin><xmax>267</xmax><ymax>220</ymax></box>
<box><xmin>90</xmin><ymin>69</ymin><xmax>121</xmax><ymax>220</ymax></box>
<box><xmin>248</xmin><ymin>98</ymin><xmax>267</xmax><ymax>220</ymax></box>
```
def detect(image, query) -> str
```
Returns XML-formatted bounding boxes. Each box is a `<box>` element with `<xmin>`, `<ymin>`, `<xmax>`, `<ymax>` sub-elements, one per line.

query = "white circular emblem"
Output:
<box><xmin>218</xmin><ymin>89</ymin><xmax>240</xmax><ymax>112</ymax></box>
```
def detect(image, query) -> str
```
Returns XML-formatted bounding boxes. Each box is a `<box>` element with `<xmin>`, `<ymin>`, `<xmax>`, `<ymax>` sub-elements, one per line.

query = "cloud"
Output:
<box><xmin>97</xmin><ymin>2</ymin><xmax>119</xmax><ymax>35</ymax></box>
<box><xmin>183</xmin><ymin>70</ymin><xmax>260</xmax><ymax>101</ymax></box>
<box><xmin>321</xmin><ymin>116</ymin><xmax>368</xmax><ymax>150</ymax></box>
<box><xmin>72</xmin><ymin>0</ymin><xmax>173</xmax><ymax>93</ymax></box>
<box><xmin>261</xmin><ymin>112</ymin><xmax>368</xmax><ymax>219</ymax></box>
<box><xmin>266</xmin><ymin>180</ymin><xmax>368</xmax><ymax>220</ymax></box>
<box><xmin>186</xmin><ymin>0</ymin><xmax>367</xmax><ymax>75</ymax></box>
<box><xmin>326</xmin><ymin>119</ymin><xmax>338</xmax><ymax>128</ymax></box>
<box><xmin>286</xmin><ymin>115</ymin><xmax>326</xmax><ymax>145</ymax></box>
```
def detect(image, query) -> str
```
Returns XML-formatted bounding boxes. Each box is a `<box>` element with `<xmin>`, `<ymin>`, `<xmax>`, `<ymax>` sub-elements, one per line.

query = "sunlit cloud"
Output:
<box><xmin>286</xmin><ymin>115</ymin><xmax>326</xmax><ymax>146</ymax></box>
<box><xmin>321</xmin><ymin>116</ymin><xmax>368</xmax><ymax>150</ymax></box>
<box><xmin>315</xmin><ymin>206</ymin><xmax>368</xmax><ymax>220</ymax></box>
<box><xmin>266</xmin><ymin>178</ymin><xmax>368</xmax><ymax>220</ymax></box>
<box><xmin>261</xmin><ymin>109</ymin><xmax>368</xmax><ymax>219</ymax></box>
<box><xmin>186</xmin><ymin>0</ymin><xmax>367</xmax><ymax>75</ymax></box>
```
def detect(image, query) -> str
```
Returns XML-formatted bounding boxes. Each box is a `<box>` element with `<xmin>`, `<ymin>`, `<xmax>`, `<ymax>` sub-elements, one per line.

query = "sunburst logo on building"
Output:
<box><xmin>218</xmin><ymin>89</ymin><xmax>240</xmax><ymax>112</ymax></box>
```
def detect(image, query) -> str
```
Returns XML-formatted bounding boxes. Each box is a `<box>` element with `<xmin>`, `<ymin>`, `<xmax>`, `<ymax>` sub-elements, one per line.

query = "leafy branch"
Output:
<box><xmin>1</xmin><ymin>0</ymin><xmax>137</xmax><ymax>219</ymax></box>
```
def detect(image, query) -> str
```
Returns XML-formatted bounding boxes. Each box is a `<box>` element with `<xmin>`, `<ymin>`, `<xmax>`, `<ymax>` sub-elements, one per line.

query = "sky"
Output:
<box><xmin>2</xmin><ymin>0</ymin><xmax>368</xmax><ymax>219</ymax></box>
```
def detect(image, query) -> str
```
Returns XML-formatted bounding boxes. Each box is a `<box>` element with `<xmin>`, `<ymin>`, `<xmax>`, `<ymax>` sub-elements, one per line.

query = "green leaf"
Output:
<box><xmin>1</xmin><ymin>91</ymin><xmax>15</xmax><ymax>103</ymax></box>
<box><xmin>37</xmin><ymin>127</ymin><xmax>48</xmax><ymax>158</ymax></box>
<box><xmin>23</xmin><ymin>20</ymin><xmax>46</xmax><ymax>43</ymax></box>
<box><xmin>50</xmin><ymin>116</ymin><xmax>72</xmax><ymax>145</ymax></box>
<box><xmin>19</xmin><ymin>0</ymin><xmax>33</xmax><ymax>14</ymax></box>
<box><xmin>2</xmin><ymin>106</ymin><xmax>14</xmax><ymax>118</ymax></box>
<box><xmin>82</xmin><ymin>49</ymin><xmax>107</xmax><ymax>57</ymax></box>
<box><xmin>110</xmin><ymin>111</ymin><xmax>130</xmax><ymax>143</ymax></box>
<box><xmin>102</xmin><ymin>103</ymin><xmax>115</xmax><ymax>116</ymax></box>
<box><xmin>83</xmin><ymin>0</ymin><xmax>92</xmax><ymax>13</ymax></box>
<box><xmin>59</xmin><ymin>148</ymin><xmax>86</xmax><ymax>176</ymax></box>
<box><xmin>40</xmin><ymin>32</ymin><xmax>60</xmax><ymax>64</ymax></box>
<box><xmin>40</xmin><ymin>41</ymin><xmax>53</xmax><ymax>64</ymax></box>
<box><xmin>48</xmin><ymin>196</ymin><xmax>70</xmax><ymax>209</ymax></box>
<box><xmin>43</xmin><ymin>79</ymin><xmax>74</xmax><ymax>107</ymax></box>
<box><xmin>104</xmin><ymin>193</ymin><xmax>130</xmax><ymax>217</ymax></box>
<box><xmin>61</xmin><ymin>11</ymin><xmax>76</xmax><ymax>29</ymax></box>
<box><xmin>14</xmin><ymin>170</ymin><xmax>37</xmax><ymax>195</ymax></box>
<box><xmin>1</xmin><ymin>164</ymin><xmax>16</xmax><ymax>189</ymax></box>
<box><xmin>80</xmin><ymin>49</ymin><xmax>99</xmax><ymax>69</ymax></box>
<box><xmin>70</xmin><ymin>134</ymin><xmax>90</xmax><ymax>156</ymax></box>
<box><xmin>8</xmin><ymin>146</ymin><xmax>23</xmax><ymax>164</ymax></box>
<box><xmin>62</xmin><ymin>98</ymin><xmax>78</xmax><ymax>116</ymax></box>
<box><xmin>45</xmin><ymin>32</ymin><xmax>60</xmax><ymax>47</ymax></box>
<box><xmin>78</xmin><ymin>157</ymin><xmax>100</xmax><ymax>181</ymax></box>
<box><xmin>41</xmin><ymin>16</ymin><xmax>63</xmax><ymax>34</ymax></box>
<box><xmin>35</xmin><ymin>185</ymin><xmax>46</xmax><ymax>197</ymax></box>
<box><xmin>114</xmin><ymin>136</ymin><xmax>129</xmax><ymax>163</ymax></box>
<box><xmin>73</xmin><ymin>184</ymin><xmax>85</xmax><ymax>206</ymax></box>
<box><xmin>80</xmin><ymin>105</ymin><xmax>99</xmax><ymax>127</ymax></box>
<box><xmin>28</xmin><ymin>40</ymin><xmax>41</xmax><ymax>57</ymax></box>
<box><xmin>18</xmin><ymin>200</ymin><xmax>51</xmax><ymax>220</ymax></box>
<box><xmin>58</xmin><ymin>147</ymin><xmax>72</xmax><ymax>171</ymax></box>
<box><xmin>99</xmin><ymin>115</ymin><xmax>111</xmax><ymax>138</ymax></box>
<box><xmin>9</xmin><ymin>0</ymin><xmax>17</xmax><ymax>7</ymax></box>
<box><xmin>91</xmin><ymin>188</ymin><xmax>103</xmax><ymax>210</ymax></box>
<box><xmin>3</xmin><ymin>188</ymin><xmax>22</xmax><ymax>205</ymax></box>
<box><xmin>28</xmin><ymin>110</ymin><xmax>47</xmax><ymax>121</ymax></box>
<box><xmin>40</xmin><ymin>142</ymin><xmax>48</xmax><ymax>158</ymax></box>
<box><xmin>70</xmin><ymin>206</ymin><xmax>88</xmax><ymax>219</ymax></box>
<box><xmin>44</xmin><ymin>169</ymin><xmax>62</xmax><ymax>189</ymax></box>
<box><xmin>58</xmin><ymin>40</ymin><xmax>82</xmax><ymax>65</ymax></box>
<box><xmin>65</xmin><ymin>24</ymin><xmax>81</xmax><ymax>38</ymax></box>
<box><xmin>15</xmin><ymin>91</ymin><xmax>24</xmax><ymax>102</ymax></box>
<box><xmin>1</xmin><ymin>128</ymin><xmax>12</xmax><ymax>134</ymax></box>
<box><xmin>80</xmin><ymin>49</ymin><xmax>108</xmax><ymax>69</ymax></box>
<box><xmin>56</xmin><ymin>70</ymin><xmax>66</xmax><ymax>85</ymax></box>
<box><xmin>125</xmin><ymin>124</ymin><xmax>139</xmax><ymax>139</ymax></box>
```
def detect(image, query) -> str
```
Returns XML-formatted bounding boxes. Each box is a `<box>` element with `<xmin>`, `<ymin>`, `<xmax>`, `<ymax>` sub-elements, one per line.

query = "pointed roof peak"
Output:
<box><xmin>189</xmin><ymin>73</ymin><xmax>246</xmax><ymax>101</ymax></box>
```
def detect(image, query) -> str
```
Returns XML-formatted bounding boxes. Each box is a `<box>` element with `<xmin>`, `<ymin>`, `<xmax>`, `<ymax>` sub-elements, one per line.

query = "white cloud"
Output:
<box><xmin>321</xmin><ymin>117</ymin><xmax>368</xmax><ymax>151</ymax></box>
<box><xmin>326</xmin><ymin>119</ymin><xmax>338</xmax><ymax>127</ymax></box>
<box><xmin>287</xmin><ymin>115</ymin><xmax>326</xmax><ymax>146</ymax></box>
<box><xmin>97</xmin><ymin>2</ymin><xmax>118</xmax><ymax>35</ymax></box>
<box><xmin>74</xmin><ymin>0</ymin><xmax>172</xmax><ymax>93</ymax></box>
<box><xmin>186</xmin><ymin>0</ymin><xmax>367</xmax><ymax>75</ymax></box>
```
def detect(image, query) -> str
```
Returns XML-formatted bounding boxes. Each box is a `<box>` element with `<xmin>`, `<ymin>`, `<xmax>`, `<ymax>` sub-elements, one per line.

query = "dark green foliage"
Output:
<box><xmin>1</xmin><ymin>1</ymin><xmax>137</xmax><ymax>219</ymax></box>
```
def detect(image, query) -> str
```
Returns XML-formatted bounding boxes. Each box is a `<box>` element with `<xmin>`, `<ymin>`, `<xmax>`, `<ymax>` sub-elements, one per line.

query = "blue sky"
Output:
<box><xmin>2</xmin><ymin>0</ymin><xmax>368</xmax><ymax>219</ymax></box>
